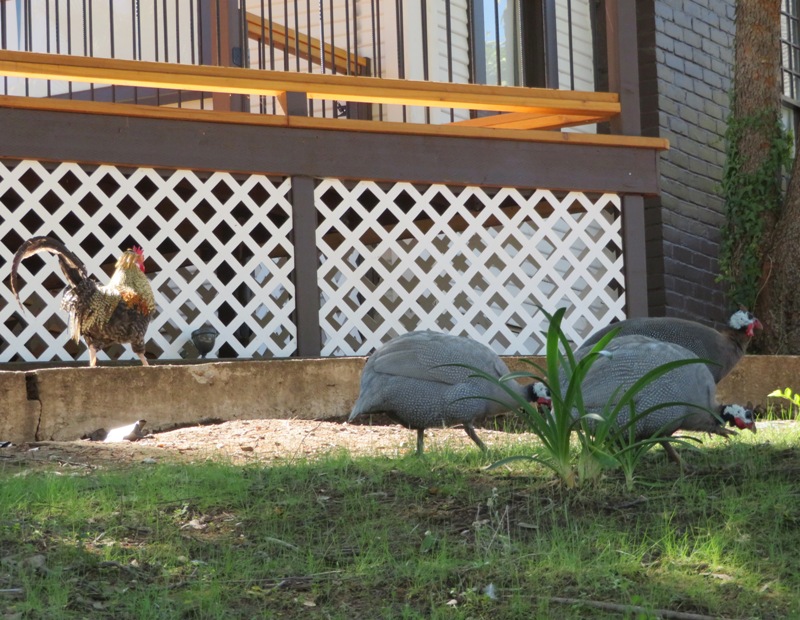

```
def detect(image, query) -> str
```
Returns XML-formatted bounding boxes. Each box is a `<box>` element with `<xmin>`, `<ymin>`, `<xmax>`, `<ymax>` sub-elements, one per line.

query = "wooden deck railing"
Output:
<box><xmin>0</xmin><ymin>2</ymin><xmax>662</xmax><ymax>362</ymax></box>
<box><xmin>0</xmin><ymin>49</ymin><xmax>662</xmax><ymax>139</ymax></box>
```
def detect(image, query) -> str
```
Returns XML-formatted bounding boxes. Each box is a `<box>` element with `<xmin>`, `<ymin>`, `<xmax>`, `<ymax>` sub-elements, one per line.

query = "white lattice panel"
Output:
<box><xmin>0</xmin><ymin>160</ymin><xmax>296</xmax><ymax>363</ymax></box>
<box><xmin>2</xmin><ymin>160</ymin><xmax>627</xmax><ymax>363</ymax></box>
<box><xmin>316</xmin><ymin>180</ymin><xmax>625</xmax><ymax>356</ymax></box>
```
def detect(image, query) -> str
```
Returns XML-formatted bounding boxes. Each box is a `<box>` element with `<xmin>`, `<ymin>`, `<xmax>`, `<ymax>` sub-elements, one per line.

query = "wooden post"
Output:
<box><xmin>606</xmin><ymin>0</ymin><xmax>649</xmax><ymax>318</ymax></box>
<box><xmin>280</xmin><ymin>89</ymin><xmax>322</xmax><ymax>356</ymax></box>
<box><xmin>209</xmin><ymin>0</ymin><xmax>248</xmax><ymax>112</ymax></box>
<box><xmin>278</xmin><ymin>91</ymin><xmax>309</xmax><ymax>116</ymax></box>
<box><xmin>606</xmin><ymin>0</ymin><xmax>642</xmax><ymax>136</ymax></box>
<box><xmin>291</xmin><ymin>175</ymin><xmax>323</xmax><ymax>356</ymax></box>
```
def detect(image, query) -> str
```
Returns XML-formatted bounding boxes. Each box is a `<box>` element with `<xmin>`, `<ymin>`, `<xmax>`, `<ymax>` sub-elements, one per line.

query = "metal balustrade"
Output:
<box><xmin>0</xmin><ymin>1</ymin><xmax>600</xmax><ymax>125</ymax></box>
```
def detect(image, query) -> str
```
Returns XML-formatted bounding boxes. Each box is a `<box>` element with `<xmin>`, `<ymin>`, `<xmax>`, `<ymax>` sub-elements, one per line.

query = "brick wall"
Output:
<box><xmin>637</xmin><ymin>1</ymin><xmax>735</xmax><ymax>325</ymax></box>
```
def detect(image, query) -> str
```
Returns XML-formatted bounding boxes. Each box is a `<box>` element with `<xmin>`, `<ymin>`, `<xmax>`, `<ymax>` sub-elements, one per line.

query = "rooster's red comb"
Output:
<box><xmin>132</xmin><ymin>245</ymin><xmax>144</xmax><ymax>256</ymax></box>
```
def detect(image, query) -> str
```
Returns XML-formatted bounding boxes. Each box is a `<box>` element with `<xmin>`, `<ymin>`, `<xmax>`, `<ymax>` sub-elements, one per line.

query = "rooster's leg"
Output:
<box><xmin>132</xmin><ymin>343</ymin><xmax>149</xmax><ymax>366</ymax></box>
<box><xmin>88</xmin><ymin>345</ymin><xmax>98</xmax><ymax>367</ymax></box>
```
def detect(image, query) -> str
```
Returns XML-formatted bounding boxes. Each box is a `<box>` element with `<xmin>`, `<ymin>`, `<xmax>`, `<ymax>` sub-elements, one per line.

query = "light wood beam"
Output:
<box><xmin>449</xmin><ymin>111</ymin><xmax>610</xmax><ymax>130</ymax></box>
<box><xmin>245</xmin><ymin>12</ymin><xmax>368</xmax><ymax>75</ymax></box>
<box><xmin>0</xmin><ymin>50</ymin><xmax>620</xmax><ymax>116</ymax></box>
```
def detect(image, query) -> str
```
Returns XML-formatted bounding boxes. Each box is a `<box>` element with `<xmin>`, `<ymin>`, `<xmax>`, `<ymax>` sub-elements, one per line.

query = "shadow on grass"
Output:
<box><xmin>0</xmin><ymin>426</ymin><xmax>797</xmax><ymax>619</ymax></box>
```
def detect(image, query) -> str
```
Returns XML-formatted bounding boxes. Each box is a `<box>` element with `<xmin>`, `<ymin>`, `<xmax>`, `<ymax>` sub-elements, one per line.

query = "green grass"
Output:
<box><xmin>0</xmin><ymin>424</ymin><xmax>798</xmax><ymax>619</ymax></box>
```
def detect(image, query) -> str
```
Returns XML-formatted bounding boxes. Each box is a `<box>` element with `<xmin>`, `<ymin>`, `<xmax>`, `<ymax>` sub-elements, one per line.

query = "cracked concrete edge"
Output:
<box><xmin>0</xmin><ymin>371</ymin><xmax>40</xmax><ymax>443</ymax></box>
<box><xmin>0</xmin><ymin>355</ymin><xmax>795</xmax><ymax>443</ymax></box>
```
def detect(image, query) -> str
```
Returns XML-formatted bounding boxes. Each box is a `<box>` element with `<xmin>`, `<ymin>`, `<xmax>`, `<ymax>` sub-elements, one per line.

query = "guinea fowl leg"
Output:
<box><xmin>660</xmin><ymin>440</ymin><xmax>684</xmax><ymax>467</ymax></box>
<box><xmin>416</xmin><ymin>429</ymin><xmax>426</xmax><ymax>456</ymax></box>
<box><xmin>463</xmin><ymin>424</ymin><xmax>488</xmax><ymax>452</ymax></box>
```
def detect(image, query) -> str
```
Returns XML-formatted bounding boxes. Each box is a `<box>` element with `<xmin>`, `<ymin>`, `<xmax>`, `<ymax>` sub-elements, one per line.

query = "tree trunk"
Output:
<box><xmin>749</xmin><ymin>0</ymin><xmax>800</xmax><ymax>353</ymax></box>
<box><xmin>731</xmin><ymin>0</ymin><xmax>793</xmax><ymax>352</ymax></box>
<box><xmin>732</xmin><ymin>0</ymin><xmax>781</xmax><ymax>168</ymax></box>
<box><xmin>757</xmin><ymin>149</ymin><xmax>800</xmax><ymax>353</ymax></box>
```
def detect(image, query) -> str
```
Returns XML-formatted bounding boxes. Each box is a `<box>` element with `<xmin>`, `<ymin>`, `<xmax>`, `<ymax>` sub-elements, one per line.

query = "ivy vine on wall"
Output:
<box><xmin>718</xmin><ymin>102</ymin><xmax>792</xmax><ymax>308</ymax></box>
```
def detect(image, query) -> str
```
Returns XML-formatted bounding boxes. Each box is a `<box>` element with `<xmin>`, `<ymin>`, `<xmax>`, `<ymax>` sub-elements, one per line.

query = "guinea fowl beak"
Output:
<box><xmin>746</xmin><ymin>319</ymin><xmax>763</xmax><ymax>338</ymax></box>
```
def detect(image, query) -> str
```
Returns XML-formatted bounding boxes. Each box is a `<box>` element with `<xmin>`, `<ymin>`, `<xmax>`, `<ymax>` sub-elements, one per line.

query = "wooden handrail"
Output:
<box><xmin>245</xmin><ymin>12</ymin><xmax>369</xmax><ymax>76</ymax></box>
<box><xmin>0</xmin><ymin>50</ymin><xmax>620</xmax><ymax>118</ymax></box>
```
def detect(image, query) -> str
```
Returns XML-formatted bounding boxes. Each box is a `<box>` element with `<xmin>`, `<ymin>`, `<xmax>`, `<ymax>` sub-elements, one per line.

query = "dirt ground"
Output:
<box><xmin>5</xmin><ymin>416</ymin><xmax>787</xmax><ymax>471</ymax></box>
<box><xmin>0</xmin><ymin>417</ymin><xmax>529</xmax><ymax>469</ymax></box>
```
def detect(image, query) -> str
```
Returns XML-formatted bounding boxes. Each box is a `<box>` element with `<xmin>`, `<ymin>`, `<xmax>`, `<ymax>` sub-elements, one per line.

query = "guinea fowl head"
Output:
<box><xmin>728</xmin><ymin>308</ymin><xmax>762</xmax><ymax>338</ymax></box>
<box><xmin>719</xmin><ymin>404</ymin><xmax>757</xmax><ymax>433</ymax></box>
<box><xmin>531</xmin><ymin>381</ymin><xmax>552</xmax><ymax>407</ymax></box>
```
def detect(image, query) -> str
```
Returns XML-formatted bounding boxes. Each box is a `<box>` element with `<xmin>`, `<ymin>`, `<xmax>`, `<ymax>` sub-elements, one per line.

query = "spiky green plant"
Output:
<box><xmin>583</xmin><ymin>397</ymin><xmax>705</xmax><ymax>490</ymax></box>
<box><xmin>474</xmin><ymin>307</ymin><xmax>712</xmax><ymax>489</ymax></box>
<box><xmin>460</xmin><ymin>307</ymin><xmax>616</xmax><ymax>487</ymax></box>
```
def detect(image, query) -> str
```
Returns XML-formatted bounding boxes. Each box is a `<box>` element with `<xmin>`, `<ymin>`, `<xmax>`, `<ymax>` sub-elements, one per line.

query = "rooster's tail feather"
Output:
<box><xmin>10</xmin><ymin>236</ymin><xmax>88</xmax><ymax>311</ymax></box>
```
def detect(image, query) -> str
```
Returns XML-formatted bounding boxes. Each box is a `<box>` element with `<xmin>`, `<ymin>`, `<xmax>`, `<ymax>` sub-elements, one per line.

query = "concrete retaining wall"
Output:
<box><xmin>2</xmin><ymin>358</ymin><xmax>367</xmax><ymax>442</ymax></box>
<box><xmin>0</xmin><ymin>355</ymin><xmax>795</xmax><ymax>442</ymax></box>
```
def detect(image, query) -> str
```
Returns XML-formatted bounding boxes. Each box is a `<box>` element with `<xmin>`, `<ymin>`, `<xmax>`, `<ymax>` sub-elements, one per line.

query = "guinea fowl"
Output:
<box><xmin>348</xmin><ymin>330</ymin><xmax>551</xmax><ymax>455</ymax></box>
<box><xmin>575</xmin><ymin>309</ymin><xmax>762</xmax><ymax>383</ymax></box>
<box><xmin>574</xmin><ymin>334</ymin><xmax>756</xmax><ymax>465</ymax></box>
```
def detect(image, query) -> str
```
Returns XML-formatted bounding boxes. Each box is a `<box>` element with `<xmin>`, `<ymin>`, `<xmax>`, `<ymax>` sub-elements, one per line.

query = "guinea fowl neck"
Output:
<box><xmin>525</xmin><ymin>383</ymin><xmax>536</xmax><ymax>401</ymax></box>
<box><xmin>720</xmin><ymin>327</ymin><xmax>752</xmax><ymax>354</ymax></box>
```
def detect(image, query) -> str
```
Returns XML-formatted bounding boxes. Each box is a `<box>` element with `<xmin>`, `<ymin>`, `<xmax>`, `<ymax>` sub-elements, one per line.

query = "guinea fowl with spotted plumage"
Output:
<box><xmin>348</xmin><ymin>330</ymin><xmax>551</xmax><ymax>455</ymax></box>
<box><xmin>574</xmin><ymin>334</ymin><xmax>756</xmax><ymax>465</ymax></box>
<box><xmin>10</xmin><ymin>236</ymin><xmax>156</xmax><ymax>367</ymax></box>
<box><xmin>576</xmin><ymin>309</ymin><xmax>762</xmax><ymax>383</ymax></box>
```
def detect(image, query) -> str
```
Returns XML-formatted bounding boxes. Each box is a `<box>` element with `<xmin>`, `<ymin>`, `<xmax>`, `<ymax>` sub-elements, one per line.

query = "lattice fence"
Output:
<box><xmin>1</xmin><ymin>159</ymin><xmax>626</xmax><ymax>363</ymax></box>
<box><xmin>316</xmin><ymin>180</ymin><xmax>625</xmax><ymax>356</ymax></box>
<box><xmin>0</xmin><ymin>160</ymin><xmax>295</xmax><ymax>363</ymax></box>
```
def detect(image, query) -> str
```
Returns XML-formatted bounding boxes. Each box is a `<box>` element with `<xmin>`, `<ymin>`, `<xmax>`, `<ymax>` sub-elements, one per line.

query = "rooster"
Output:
<box><xmin>10</xmin><ymin>236</ymin><xmax>156</xmax><ymax>367</ymax></box>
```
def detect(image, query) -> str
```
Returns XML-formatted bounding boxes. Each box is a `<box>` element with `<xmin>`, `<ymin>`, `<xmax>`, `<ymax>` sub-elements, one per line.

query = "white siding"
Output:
<box><xmin>380</xmin><ymin>0</ymin><xmax>471</xmax><ymax>123</ymax></box>
<box><xmin>556</xmin><ymin>1</ymin><xmax>596</xmax><ymax>133</ymax></box>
